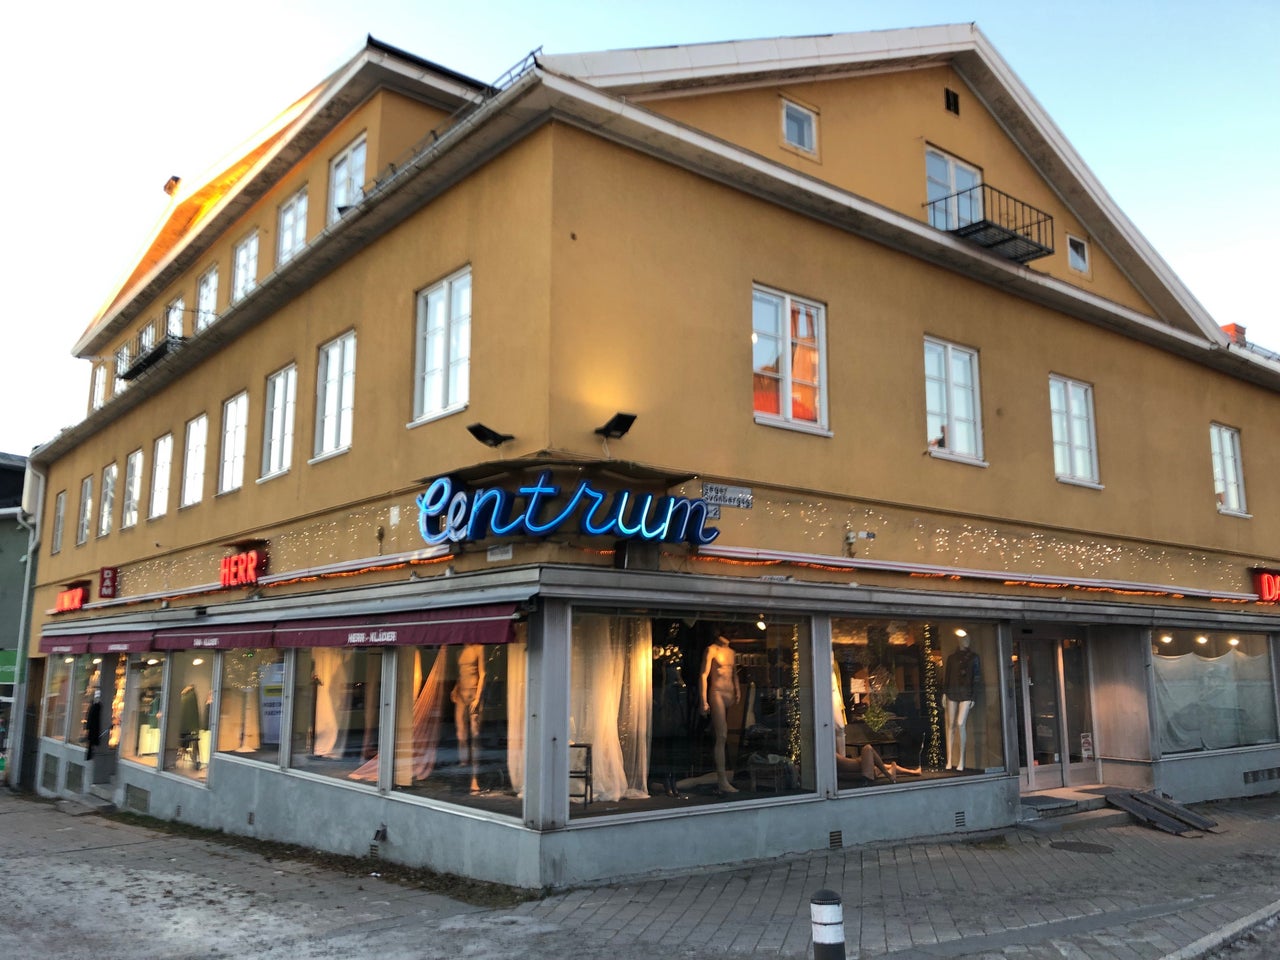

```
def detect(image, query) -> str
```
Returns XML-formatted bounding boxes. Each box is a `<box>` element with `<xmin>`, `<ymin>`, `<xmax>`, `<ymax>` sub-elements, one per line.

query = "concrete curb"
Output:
<box><xmin>1156</xmin><ymin>897</ymin><xmax>1280</xmax><ymax>960</ymax></box>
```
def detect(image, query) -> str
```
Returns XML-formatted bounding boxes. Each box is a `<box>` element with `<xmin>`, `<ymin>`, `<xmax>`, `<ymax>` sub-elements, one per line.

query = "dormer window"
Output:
<box><xmin>1067</xmin><ymin>235</ymin><xmax>1090</xmax><ymax>274</ymax></box>
<box><xmin>329</xmin><ymin>135</ymin><xmax>367</xmax><ymax>223</ymax></box>
<box><xmin>781</xmin><ymin>99</ymin><xmax>817</xmax><ymax>155</ymax></box>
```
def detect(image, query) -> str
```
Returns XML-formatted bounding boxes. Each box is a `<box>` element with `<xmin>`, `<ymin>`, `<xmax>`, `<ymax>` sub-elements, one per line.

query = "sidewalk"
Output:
<box><xmin>2</xmin><ymin>787</ymin><xmax>1278</xmax><ymax>959</ymax></box>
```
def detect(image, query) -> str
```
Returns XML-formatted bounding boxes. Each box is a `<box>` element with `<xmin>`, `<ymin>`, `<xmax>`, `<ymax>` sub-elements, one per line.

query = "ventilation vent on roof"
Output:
<box><xmin>945</xmin><ymin>88</ymin><xmax>960</xmax><ymax>115</ymax></box>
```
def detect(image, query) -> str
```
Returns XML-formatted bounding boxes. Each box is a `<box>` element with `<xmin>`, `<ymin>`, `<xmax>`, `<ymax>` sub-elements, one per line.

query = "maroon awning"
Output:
<box><xmin>153</xmin><ymin>624</ymin><xmax>274</xmax><ymax>651</ymax></box>
<box><xmin>273</xmin><ymin>603</ymin><xmax>517</xmax><ymax>648</ymax></box>
<box><xmin>87</xmin><ymin>631</ymin><xmax>153</xmax><ymax>654</ymax></box>
<box><xmin>39</xmin><ymin>635</ymin><xmax>90</xmax><ymax>655</ymax></box>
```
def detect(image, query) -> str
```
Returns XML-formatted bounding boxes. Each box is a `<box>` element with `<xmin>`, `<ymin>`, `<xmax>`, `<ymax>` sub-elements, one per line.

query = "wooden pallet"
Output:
<box><xmin>1106</xmin><ymin>791</ymin><xmax>1222</xmax><ymax>837</ymax></box>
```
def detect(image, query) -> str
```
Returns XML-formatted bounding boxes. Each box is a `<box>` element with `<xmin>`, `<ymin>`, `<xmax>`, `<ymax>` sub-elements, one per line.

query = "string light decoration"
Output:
<box><xmin>921</xmin><ymin>622</ymin><xmax>943</xmax><ymax>770</ymax></box>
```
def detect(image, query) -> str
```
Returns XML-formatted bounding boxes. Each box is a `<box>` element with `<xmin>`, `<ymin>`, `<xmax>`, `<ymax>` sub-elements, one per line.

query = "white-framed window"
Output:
<box><xmin>262</xmin><ymin>364</ymin><xmax>297</xmax><ymax>478</ymax></box>
<box><xmin>76</xmin><ymin>476</ymin><xmax>92</xmax><ymax>546</ymax></box>
<box><xmin>1210</xmin><ymin>422</ymin><xmax>1247</xmax><ymax>515</ymax></box>
<box><xmin>924</xmin><ymin>337</ymin><xmax>984</xmax><ymax>461</ymax></box>
<box><xmin>115</xmin><ymin>343</ymin><xmax>132</xmax><ymax>393</ymax></box>
<box><xmin>51</xmin><ymin>490</ymin><xmax>66</xmax><ymax>555</ymax></box>
<box><xmin>219</xmin><ymin>392</ymin><xmax>249</xmax><ymax>493</ymax></box>
<box><xmin>138</xmin><ymin>321</ymin><xmax>155</xmax><ymax>357</ymax></box>
<box><xmin>414</xmin><ymin>267</ymin><xmax>471</xmax><ymax>422</ymax></box>
<box><xmin>98</xmin><ymin>463</ymin><xmax>117</xmax><ymax>537</ymax></box>
<box><xmin>232</xmin><ymin>232</ymin><xmax>259</xmax><ymax>303</ymax></box>
<box><xmin>315</xmin><ymin>332</ymin><xmax>356</xmax><ymax>456</ymax></box>
<box><xmin>782</xmin><ymin>99</ymin><xmax>817</xmax><ymax>154</ymax></box>
<box><xmin>150</xmin><ymin>433</ymin><xmax>173</xmax><ymax>519</ymax></box>
<box><xmin>166</xmin><ymin>297</ymin><xmax>185</xmax><ymax>338</ymax></box>
<box><xmin>1067</xmin><ymin>235</ymin><xmax>1090</xmax><ymax>274</ymax></box>
<box><xmin>1049</xmin><ymin>374</ymin><xmax>1099</xmax><ymax>484</ymax></box>
<box><xmin>926</xmin><ymin>147</ymin><xmax>982</xmax><ymax>230</ymax></box>
<box><xmin>196</xmin><ymin>267</ymin><xmax>218</xmax><ymax>330</ymax></box>
<box><xmin>328</xmin><ymin>135</ymin><xmax>366</xmax><ymax>224</ymax></box>
<box><xmin>181</xmin><ymin>414</ymin><xmax>208</xmax><ymax>507</ymax></box>
<box><xmin>278</xmin><ymin>187</ymin><xmax>308</xmax><ymax>265</ymax></box>
<box><xmin>122</xmin><ymin>449</ymin><xmax>143</xmax><ymax>528</ymax></box>
<box><xmin>751</xmin><ymin>285</ymin><xmax>827</xmax><ymax>430</ymax></box>
<box><xmin>90</xmin><ymin>364</ymin><xmax>106</xmax><ymax>411</ymax></box>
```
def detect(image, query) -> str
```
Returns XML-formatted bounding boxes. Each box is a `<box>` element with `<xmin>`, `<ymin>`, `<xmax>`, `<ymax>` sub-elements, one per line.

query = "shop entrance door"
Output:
<box><xmin>1011</xmin><ymin>628</ymin><xmax>1098</xmax><ymax>791</ymax></box>
<box><xmin>92</xmin><ymin>654</ymin><xmax>124</xmax><ymax>785</ymax></box>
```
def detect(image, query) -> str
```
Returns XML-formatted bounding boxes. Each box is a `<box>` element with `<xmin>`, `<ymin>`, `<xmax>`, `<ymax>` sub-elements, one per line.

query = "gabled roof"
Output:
<box><xmin>74</xmin><ymin>36</ymin><xmax>486</xmax><ymax>358</ymax></box>
<box><xmin>539</xmin><ymin>24</ymin><xmax>1228</xmax><ymax>348</ymax></box>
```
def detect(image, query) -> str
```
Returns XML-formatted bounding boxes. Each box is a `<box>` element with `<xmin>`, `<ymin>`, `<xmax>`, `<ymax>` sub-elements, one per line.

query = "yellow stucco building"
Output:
<box><xmin>15</xmin><ymin>27</ymin><xmax>1280</xmax><ymax>888</ymax></box>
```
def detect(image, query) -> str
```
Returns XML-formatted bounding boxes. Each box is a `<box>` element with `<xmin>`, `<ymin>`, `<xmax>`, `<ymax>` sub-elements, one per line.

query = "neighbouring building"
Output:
<box><xmin>21</xmin><ymin>27</ymin><xmax>1280</xmax><ymax>889</ymax></box>
<box><xmin>0</xmin><ymin>452</ymin><xmax>29</xmax><ymax>752</ymax></box>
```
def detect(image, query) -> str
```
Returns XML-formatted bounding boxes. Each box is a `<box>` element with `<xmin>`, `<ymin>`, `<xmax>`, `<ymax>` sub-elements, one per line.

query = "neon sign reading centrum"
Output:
<box><xmin>416</xmin><ymin>471</ymin><xmax>720</xmax><ymax>546</ymax></box>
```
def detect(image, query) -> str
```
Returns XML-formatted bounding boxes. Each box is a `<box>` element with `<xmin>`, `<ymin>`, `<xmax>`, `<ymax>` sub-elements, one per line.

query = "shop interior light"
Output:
<box><xmin>64</xmin><ymin>657</ymin><xmax>74</xmax><ymax>664</ymax></box>
<box><xmin>1159</xmin><ymin>635</ymin><xmax>1173</xmax><ymax>644</ymax></box>
<box><xmin>954</xmin><ymin>628</ymin><xmax>968</xmax><ymax>638</ymax></box>
<box><xmin>466</xmin><ymin>422</ymin><xmax>515</xmax><ymax>447</ymax></box>
<box><xmin>147</xmin><ymin>658</ymin><xmax>160</xmax><ymax>665</ymax></box>
<box><xmin>92</xmin><ymin>658</ymin><xmax>102</xmax><ymax>665</ymax></box>
<box><xmin>192</xmin><ymin>658</ymin><xmax>204</xmax><ymax>666</ymax></box>
<box><xmin>1228</xmin><ymin>637</ymin><xmax>1240</xmax><ymax>647</ymax></box>
<box><xmin>1196</xmin><ymin>636</ymin><xmax>1209</xmax><ymax>645</ymax></box>
<box><xmin>756</xmin><ymin>616</ymin><xmax>767</xmax><ymax>631</ymax></box>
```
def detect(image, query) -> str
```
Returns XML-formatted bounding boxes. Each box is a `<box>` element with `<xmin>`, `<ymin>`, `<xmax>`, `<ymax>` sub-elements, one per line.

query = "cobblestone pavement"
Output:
<box><xmin>2</xmin><ymin>789</ymin><xmax>1278</xmax><ymax>959</ymax></box>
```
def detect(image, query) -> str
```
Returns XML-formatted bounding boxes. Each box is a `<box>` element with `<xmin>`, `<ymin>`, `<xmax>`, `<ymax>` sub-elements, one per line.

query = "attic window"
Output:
<box><xmin>1067</xmin><ymin>235</ymin><xmax>1090</xmax><ymax>273</ymax></box>
<box><xmin>782</xmin><ymin>100</ymin><xmax>817</xmax><ymax>154</ymax></box>
<box><xmin>945</xmin><ymin>88</ymin><xmax>960</xmax><ymax>115</ymax></box>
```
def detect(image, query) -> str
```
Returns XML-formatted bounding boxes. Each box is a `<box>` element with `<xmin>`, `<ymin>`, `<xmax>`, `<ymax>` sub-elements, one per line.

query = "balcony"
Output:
<box><xmin>925</xmin><ymin>182</ymin><xmax>1054</xmax><ymax>264</ymax></box>
<box><xmin>119</xmin><ymin>332</ymin><xmax>186</xmax><ymax>381</ymax></box>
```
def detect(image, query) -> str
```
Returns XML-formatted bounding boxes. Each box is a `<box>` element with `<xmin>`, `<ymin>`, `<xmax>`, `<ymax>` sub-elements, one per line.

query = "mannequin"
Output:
<box><xmin>180</xmin><ymin>684</ymin><xmax>202</xmax><ymax>770</ymax></box>
<box><xmin>452</xmin><ymin>644</ymin><xmax>486</xmax><ymax>793</ymax></box>
<box><xmin>836</xmin><ymin>744</ymin><xmax>920</xmax><ymax>784</ymax></box>
<box><xmin>943</xmin><ymin>635</ymin><xmax>981</xmax><ymax>771</ymax></box>
<box><xmin>85</xmin><ymin>693</ymin><xmax>102</xmax><ymax>761</ymax></box>
<box><xmin>699</xmin><ymin>634</ymin><xmax>740</xmax><ymax>793</ymax></box>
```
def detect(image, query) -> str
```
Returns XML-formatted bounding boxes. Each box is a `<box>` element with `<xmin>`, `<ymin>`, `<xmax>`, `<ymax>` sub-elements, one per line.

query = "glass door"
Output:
<box><xmin>1012</xmin><ymin>629</ymin><xmax>1097</xmax><ymax>791</ymax></box>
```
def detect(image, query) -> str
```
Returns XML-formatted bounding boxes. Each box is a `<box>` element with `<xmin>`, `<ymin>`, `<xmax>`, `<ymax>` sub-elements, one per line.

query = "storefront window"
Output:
<box><xmin>289</xmin><ymin>648</ymin><xmax>383</xmax><ymax>782</ymax></box>
<box><xmin>1153</xmin><ymin>630</ymin><xmax>1278</xmax><ymax>753</ymax></box>
<box><xmin>121</xmin><ymin>654</ymin><xmax>166</xmax><ymax>764</ymax></box>
<box><xmin>831</xmin><ymin>619</ymin><xmax>1003</xmax><ymax>789</ymax></box>
<box><xmin>569</xmin><ymin>610</ymin><xmax>814</xmax><ymax>818</ymax></box>
<box><xmin>162</xmin><ymin>651</ymin><xmax>214</xmax><ymax>781</ymax></box>
<box><xmin>73</xmin><ymin>655</ymin><xmax>103</xmax><ymax>755</ymax></box>
<box><xmin>42</xmin><ymin>656</ymin><xmax>74</xmax><ymax>740</ymax></box>
<box><xmin>384</xmin><ymin>626</ymin><xmax>526</xmax><ymax>817</ymax></box>
<box><xmin>218</xmin><ymin>649</ymin><xmax>286</xmax><ymax>765</ymax></box>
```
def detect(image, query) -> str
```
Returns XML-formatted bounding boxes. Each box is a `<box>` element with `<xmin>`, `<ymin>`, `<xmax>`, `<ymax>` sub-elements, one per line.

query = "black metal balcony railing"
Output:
<box><xmin>925</xmin><ymin>182</ymin><xmax>1054</xmax><ymax>264</ymax></box>
<box><xmin>119</xmin><ymin>332</ymin><xmax>186</xmax><ymax>381</ymax></box>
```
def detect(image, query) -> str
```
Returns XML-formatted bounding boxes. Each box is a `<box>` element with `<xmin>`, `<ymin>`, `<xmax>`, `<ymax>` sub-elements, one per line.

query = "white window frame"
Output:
<box><xmin>1067</xmin><ymin>235</ymin><xmax>1090</xmax><ymax>274</ymax></box>
<box><xmin>413</xmin><ymin>267</ymin><xmax>472</xmax><ymax>423</ymax></box>
<box><xmin>166</xmin><ymin>297</ymin><xmax>185</xmax><ymax>338</ymax></box>
<box><xmin>181</xmin><ymin>414</ymin><xmax>208</xmax><ymax>507</ymax></box>
<box><xmin>328</xmin><ymin>135</ymin><xmax>367</xmax><ymax>224</ymax></box>
<box><xmin>150</xmin><ymin>433</ymin><xmax>173</xmax><ymax>519</ymax></box>
<box><xmin>926</xmin><ymin>147</ymin><xmax>982</xmax><ymax>230</ymax></box>
<box><xmin>51</xmin><ymin>490</ymin><xmax>66</xmax><ymax>555</ymax></box>
<box><xmin>1210</xmin><ymin>422</ymin><xmax>1248</xmax><ymax>515</ymax></box>
<box><xmin>278</xmin><ymin>187</ymin><xmax>308</xmax><ymax>265</ymax></box>
<box><xmin>219</xmin><ymin>392</ymin><xmax>249</xmax><ymax>493</ymax></box>
<box><xmin>138</xmin><ymin>321</ymin><xmax>155</xmax><ymax>358</ymax></box>
<box><xmin>781</xmin><ymin>99</ymin><xmax>817</xmax><ymax>154</ymax></box>
<box><xmin>196</xmin><ymin>267</ymin><xmax>218</xmax><ymax>330</ymax></box>
<box><xmin>76</xmin><ymin>476</ymin><xmax>92</xmax><ymax>546</ymax></box>
<box><xmin>262</xmin><ymin>364</ymin><xmax>297</xmax><ymax>479</ymax></box>
<box><xmin>924</xmin><ymin>337</ymin><xmax>985</xmax><ymax>463</ymax></box>
<box><xmin>90</xmin><ymin>364</ymin><xmax>106</xmax><ymax>411</ymax></box>
<box><xmin>1049</xmin><ymin>374</ymin><xmax>1100</xmax><ymax>486</ymax></box>
<box><xmin>115</xmin><ymin>344</ymin><xmax>131</xmax><ymax>393</ymax></box>
<box><xmin>314</xmin><ymin>332</ymin><xmax>356</xmax><ymax>457</ymax></box>
<box><xmin>751</xmin><ymin>284</ymin><xmax>829</xmax><ymax>433</ymax></box>
<box><xmin>122</xmin><ymin>449</ymin><xmax>143</xmax><ymax>529</ymax></box>
<box><xmin>232</xmin><ymin>232</ymin><xmax>259</xmax><ymax>303</ymax></box>
<box><xmin>98</xmin><ymin>463</ymin><xmax>117</xmax><ymax>537</ymax></box>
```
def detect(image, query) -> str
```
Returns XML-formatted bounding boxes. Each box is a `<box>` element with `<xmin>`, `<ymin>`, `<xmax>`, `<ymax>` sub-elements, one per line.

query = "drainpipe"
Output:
<box><xmin>5</xmin><ymin>459</ymin><xmax>45</xmax><ymax>788</ymax></box>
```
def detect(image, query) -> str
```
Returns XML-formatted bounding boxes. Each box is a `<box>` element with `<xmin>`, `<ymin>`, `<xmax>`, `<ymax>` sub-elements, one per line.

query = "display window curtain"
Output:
<box><xmin>358</xmin><ymin>648</ymin><xmax>448</xmax><ymax>785</ymax></box>
<box><xmin>311</xmin><ymin>648</ymin><xmax>353</xmax><ymax>757</ymax></box>
<box><xmin>571</xmin><ymin>616</ymin><xmax>652</xmax><ymax>801</ymax></box>
<box><xmin>1154</xmin><ymin>650</ymin><xmax>1279</xmax><ymax>752</ymax></box>
<box><xmin>506</xmin><ymin>641</ymin><xmax>527</xmax><ymax>795</ymax></box>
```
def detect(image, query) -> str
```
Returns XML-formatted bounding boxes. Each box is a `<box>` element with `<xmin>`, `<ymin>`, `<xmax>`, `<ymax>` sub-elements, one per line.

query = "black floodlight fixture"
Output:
<box><xmin>466</xmin><ymin>422</ymin><xmax>515</xmax><ymax>447</ymax></box>
<box><xmin>594</xmin><ymin>412</ymin><xmax>637</xmax><ymax>440</ymax></box>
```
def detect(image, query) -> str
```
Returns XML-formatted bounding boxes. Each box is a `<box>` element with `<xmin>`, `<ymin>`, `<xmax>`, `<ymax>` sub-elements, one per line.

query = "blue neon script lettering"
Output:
<box><xmin>415</xmin><ymin>472</ymin><xmax>719</xmax><ymax>546</ymax></box>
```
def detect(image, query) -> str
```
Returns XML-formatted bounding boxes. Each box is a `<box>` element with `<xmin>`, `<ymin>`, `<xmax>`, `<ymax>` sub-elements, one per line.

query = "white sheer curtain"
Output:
<box><xmin>1154</xmin><ymin>650</ymin><xmax>1278</xmax><ymax>753</ymax></box>
<box><xmin>571</xmin><ymin>615</ymin><xmax>652</xmax><ymax>801</ymax></box>
<box><xmin>310</xmin><ymin>648</ymin><xmax>352</xmax><ymax>757</ymax></box>
<box><xmin>507</xmin><ymin>640</ymin><xmax>527</xmax><ymax>794</ymax></box>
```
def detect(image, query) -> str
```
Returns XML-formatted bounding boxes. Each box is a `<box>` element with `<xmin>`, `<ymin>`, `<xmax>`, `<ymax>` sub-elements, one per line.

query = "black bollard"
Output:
<box><xmin>810</xmin><ymin>888</ymin><xmax>846</xmax><ymax>959</ymax></box>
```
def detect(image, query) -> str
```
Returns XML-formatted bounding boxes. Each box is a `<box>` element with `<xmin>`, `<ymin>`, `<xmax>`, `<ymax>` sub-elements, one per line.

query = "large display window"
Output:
<box><xmin>1153</xmin><ymin>629</ymin><xmax>1278</xmax><ymax>753</ymax></box>
<box><xmin>217</xmin><ymin>648</ymin><xmax>286</xmax><ymax>765</ymax></box>
<box><xmin>831</xmin><ymin>619</ymin><xmax>1004</xmax><ymax>789</ymax></box>
<box><xmin>121</xmin><ymin>654</ymin><xmax>166</xmax><ymax>764</ymax></box>
<box><xmin>378</xmin><ymin>626</ymin><xmax>526</xmax><ymax>817</ymax></box>
<box><xmin>289</xmin><ymin>648</ymin><xmax>384</xmax><ymax>782</ymax></box>
<box><xmin>73</xmin><ymin>655</ymin><xmax>103</xmax><ymax>757</ymax></box>
<box><xmin>569</xmin><ymin>609</ymin><xmax>815</xmax><ymax>818</ymax></box>
<box><xmin>162</xmin><ymin>651</ymin><xmax>214</xmax><ymax>781</ymax></box>
<box><xmin>42</xmin><ymin>656</ymin><xmax>74</xmax><ymax>740</ymax></box>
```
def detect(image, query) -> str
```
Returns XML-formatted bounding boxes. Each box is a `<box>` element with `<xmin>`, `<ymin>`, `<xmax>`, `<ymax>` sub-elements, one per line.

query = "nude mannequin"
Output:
<box><xmin>700</xmin><ymin>634</ymin><xmax>740</xmax><ymax>793</ymax></box>
<box><xmin>452</xmin><ymin>643</ymin><xmax>485</xmax><ymax>793</ymax></box>
<box><xmin>836</xmin><ymin>744</ymin><xmax>920</xmax><ymax>784</ymax></box>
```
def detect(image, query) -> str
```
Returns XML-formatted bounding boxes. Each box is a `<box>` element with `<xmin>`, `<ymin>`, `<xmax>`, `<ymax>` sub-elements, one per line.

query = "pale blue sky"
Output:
<box><xmin>3</xmin><ymin>0</ymin><xmax>1276</xmax><ymax>454</ymax></box>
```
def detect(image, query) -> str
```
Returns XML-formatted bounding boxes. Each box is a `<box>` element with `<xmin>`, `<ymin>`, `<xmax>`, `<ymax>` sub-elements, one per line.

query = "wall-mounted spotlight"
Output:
<box><xmin>466</xmin><ymin>423</ymin><xmax>515</xmax><ymax>447</ymax></box>
<box><xmin>595</xmin><ymin>412</ymin><xmax>637</xmax><ymax>440</ymax></box>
